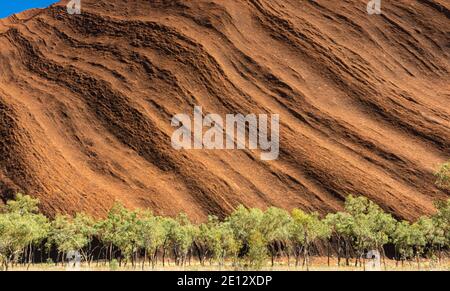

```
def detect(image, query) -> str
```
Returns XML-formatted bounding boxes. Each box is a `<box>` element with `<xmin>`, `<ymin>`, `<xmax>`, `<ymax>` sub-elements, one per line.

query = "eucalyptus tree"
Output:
<box><xmin>194</xmin><ymin>216</ymin><xmax>240</xmax><ymax>267</ymax></box>
<box><xmin>226</xmin><ymin>205</ymin><xmax>267</xmax><ymax>268</ymax></box>
<box><xmin>166</xmin><ymin>213</ymin><xmax>197</xmax><ymax>266</ymax></box>
<box><xmin>365</xmin><ymin>203</ymin><xmax>396</xmax><ymax>267</ymax></box>
<box><xmin>392</xmin><ymin>218</ymin><xmax>430</xmax><ymax>265</ymax></box>
<box><xmin>195</xmin><ymin>216</ymin><xmax>220</xmax><ymax>266</ymax></box>
<box><xmin>392</xmin><ymin>217</ymin><xmax>442</xmax><ymax>268</ymax></box>
<box><xmin>290</xmin><ymin>209</ymin><xmax>330</xmax><ymax>270</ymax></box>
<box><xmin>226</xmin><ymin>206</ymin><xmax>263</xmax><ymax>244</ymax></box>
<box><xmin>431</xmin><ymin>199</ymin><xmax>450</xmax><ymax>262</ymax></box>
<box><xmin>47</xmin><ymin>213</ymin><xmax>97</xmax><ymax>265</ymax></box>
<box><xmin>411</xmin><ymin>216</ymin><xmax>447</xmax><ymax>267</ymax></box>
<box><xmin>0</xmin><ymin>212</ymin><xmax>31</xmax><ymax>270</ymax></box>
<box><xmin>217</xmin><ymin>221</ymin><xmax>241</xmax><ymax>266</ymax></box>
<box><xmin>410</xmin><ymin>218</ymin><xmax>428</xmax><ymax>269</ymax></box>
<box><xmin>344</xmin><ymin>195</ymin><xmax>396</xmax><ymax>268</ymax></box>
<box><xmin>246</xmin><ymin>229</ymin><xmax>267</xmax><ymax>269</ymax></box>
<box><xmin>73</xmin><ymin>213</ymin><xmax>97</xmax><ymax>264</ymax></box>
<box><xmin>392</xmin><ymin>220</ymin><xmax>415</xmax><ymax>266</ymax></box>
<box><xmin>97</xmin><ymin>203</ymin><xmax>127</xmax><ymax>263</ymax></box>
<box><xmin>425</xmin><ymin>217</ymin><xmax>445</xmax><ymax>264</ymax></box>
<box><xmin>0</xmin><ymin>194</ymin><xmax>49</xmax><ymax>270</ymax></box>
<box><xmin>159</xmin><ymin>216</ymin><xmax>177</xmax><ymax>266</ymax></box>
<box><xmin>4</xmin><ymin>193</ymin><xmax>40</xmax><ymax>214</ymax></box>
<box><xmin>135</xmin><ymin>210</ymin><xmax>166</xmax><ymax>269</ymax></box>
<box><xmin>112</xmin><ymin>206</ymin><xmax>140</xmax><ymax>267</ymax></box>
<box><xmin>260</xmin><ymin>207</ymin><xmax>292</xmax><ymax>266</ymax></box>
<box><xmin>96</xmin><ymin>203</ymin><xmax>139</xmax><ymax>266</ymax></box>
<box><xmin>324</xmin><ymin>211</ymin><xmax>354</xmax><ymax>266</ymax></box>
<box><xmin>0</xmin><ymin>210</ymin><xmax>49</xmax><ymax>270</ymax></box>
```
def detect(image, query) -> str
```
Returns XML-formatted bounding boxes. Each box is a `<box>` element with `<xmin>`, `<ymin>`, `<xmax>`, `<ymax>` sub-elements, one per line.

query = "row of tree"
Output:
<box><xmin>0</xmin><ymin>162</ymin><xmax>449</xmax><ymax>270</ymax></box>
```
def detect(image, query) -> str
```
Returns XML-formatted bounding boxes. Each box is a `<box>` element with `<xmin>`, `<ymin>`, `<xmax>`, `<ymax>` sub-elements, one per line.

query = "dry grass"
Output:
<box><xmin>8</xmin><ymin>257</ymin><xmax>450</xmax><ymax>271</ymax></box>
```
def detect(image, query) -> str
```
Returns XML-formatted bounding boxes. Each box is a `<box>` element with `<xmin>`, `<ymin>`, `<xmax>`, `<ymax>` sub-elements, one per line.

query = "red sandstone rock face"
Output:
<box><xmin>0</xmin><ymin>0</ymin><xmax>448</xmax><ymax>220</ymax></box>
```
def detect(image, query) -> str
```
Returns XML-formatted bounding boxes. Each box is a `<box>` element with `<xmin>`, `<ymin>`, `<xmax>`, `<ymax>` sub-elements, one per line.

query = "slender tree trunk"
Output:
<box><xmin>337</xmin><ymin>240</ymin><xmax>341</xmax><ymax>267</ymax></box>
<box><xmin>196</xmin><ymin>244</ymin><xmax>203</xmax><ymax>266</ymax></box>
<box><xmin>304</xmin><ymin>244</ymin><xmax>309</xmax><ymax>271</ymax></box>
<box><xmin>438</xmin><ymin>245</ymin><xmax>442</xmax><ymax>266</ymax></box>
<box><xmin>286</xmin><ymin>247</ymin><xmax>291</xmax><ymax>267</ymax></box>
<box><xmin>327</xmin><ymin>241</ymin><xmax>331</xmax><ymax>267</ymax></box>
<box><xmin>22</xmin><ymin>246</ymin><xmax>27</xmax><ymax>267</ymax></box>
<box><xmin>142</xmin><ymin>249</ymin><xmax>146</xmax><ymax>270</ymax></box>
<box><xmin>381</xmin><ymin>248</ymin><xmax>387</xmax><ymax>270</ymax></box>
<box><xmin>154</xmin><ymin>249</ymin><xmax>158</xmax><ymax>269</ymax></box>
<box><xmin>162</xmin><ymin>247</ymin><xmax>166</xmax><ymax>267</ymax></box>
<box><xmin>345</xmin><ymin>239</ymin><xmax>350</xmax><ymax>266</ymax></box>
<box><xmin>395</xmin><ymin>248</ymin><xmax>399</xmax><ymax>268</ymax></box>
<box><xmin>109</xmin><ymin>243</ymin><xmax>113</xmax><ymax>263</ymax></box>
<box><xmin>271</xmin><ymin>247</ymin><xmax>275</xmax><ymax>268</ymax></box>
<box><xmin>27</xmin><ymin>245</ymin><xmax>33</xmax><ymax>271</ymax></box>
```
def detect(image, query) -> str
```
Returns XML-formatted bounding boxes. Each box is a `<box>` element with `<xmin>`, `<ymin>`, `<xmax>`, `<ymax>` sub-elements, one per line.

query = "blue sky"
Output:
<box><xmin>0</xmin><ymin>1</ymin><xmax>58</xmax><ymax>19</ymax></box>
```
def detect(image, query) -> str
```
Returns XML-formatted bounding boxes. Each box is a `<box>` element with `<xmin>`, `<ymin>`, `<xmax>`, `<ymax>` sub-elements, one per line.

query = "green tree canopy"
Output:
<box><xmin>47</xmin><ymin>213</ymin><xmax>96</xmax><ymax>262</ymax></box>
<box><xmin>290</xmin><ymin>209</ymin><xmax>330</xmax><ymax>269</ymax></box>
<box><xmin>0</xmin><ymin>194</ymin><xmax>49</xmax><ymax>270</ymax></box>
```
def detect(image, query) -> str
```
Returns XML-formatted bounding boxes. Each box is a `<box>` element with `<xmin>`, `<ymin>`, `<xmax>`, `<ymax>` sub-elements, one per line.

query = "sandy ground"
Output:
<box><xmin>7</xmin><ymin>257</ymin><xmax>450</xmax><ymax>271</ymax></box>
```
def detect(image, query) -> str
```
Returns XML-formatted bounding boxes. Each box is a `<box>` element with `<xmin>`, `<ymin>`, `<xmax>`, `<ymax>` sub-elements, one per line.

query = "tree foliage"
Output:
<box><xmin>0</xmin><ymin>194</ymin><xmax>49</xmax><ymax>270</ymax></box>
<box><xmin>0</xmin><ymin>192</ymin><xmax>449</xmax><ymax>270</ymax></box>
